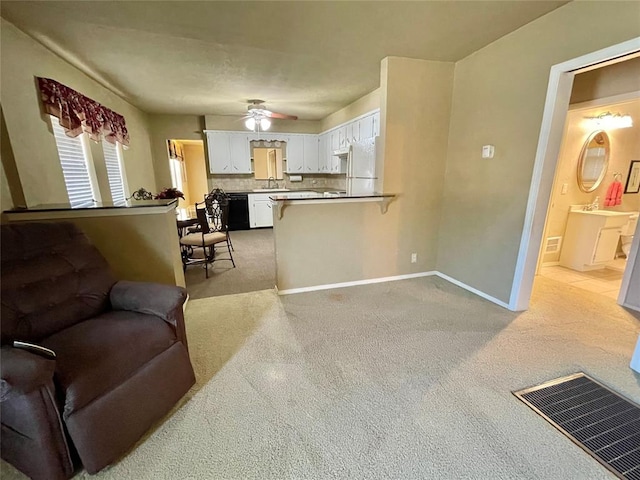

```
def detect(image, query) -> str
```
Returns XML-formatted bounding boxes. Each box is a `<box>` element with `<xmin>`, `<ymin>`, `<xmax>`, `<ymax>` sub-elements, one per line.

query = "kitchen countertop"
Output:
<box><xmin>224</xmin><ymin>188</ymin><xmax>345</xmax><ymax>195</ymax></box>
<box><xmin>3</xmin><ymin>198</ymin><xmax>178</xmax><ymax>213</ymax></box>
<box><xmin>268</xmin><ymin>192</ymin><xmax>396</xmax><ymax>219</ymax></box>
<box><xmin>268</xmin><ymin>192</ymin><xmax>392</xmax><ymax>201</ymax></box>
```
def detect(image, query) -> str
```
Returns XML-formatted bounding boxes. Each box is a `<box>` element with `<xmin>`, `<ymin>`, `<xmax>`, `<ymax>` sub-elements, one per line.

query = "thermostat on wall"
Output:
<box><xmin>482</xmin><ymin>145</ymin><xmax>495</xmax><ymax>159</ymax></box>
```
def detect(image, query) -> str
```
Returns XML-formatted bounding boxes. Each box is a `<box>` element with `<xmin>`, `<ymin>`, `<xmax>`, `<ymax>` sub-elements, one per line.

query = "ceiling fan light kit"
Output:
<box><xmin>243</xmin><ymin>99</ymin><xmax>297</xmax><ymax>131</ymax></box>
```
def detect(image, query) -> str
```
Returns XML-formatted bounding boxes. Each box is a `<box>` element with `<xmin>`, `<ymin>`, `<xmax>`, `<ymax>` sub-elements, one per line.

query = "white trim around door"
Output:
<box><xmin>509</xmin><ymin>37</ymin><xmax>640</xmax><ymax>312</ymax></box>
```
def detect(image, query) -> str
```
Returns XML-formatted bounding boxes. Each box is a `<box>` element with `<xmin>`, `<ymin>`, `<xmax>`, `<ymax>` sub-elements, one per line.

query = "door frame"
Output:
<box><xmin>509</xmin><ymin>37</ymin><xmax>640</xmax><ymax>311</ymax></box>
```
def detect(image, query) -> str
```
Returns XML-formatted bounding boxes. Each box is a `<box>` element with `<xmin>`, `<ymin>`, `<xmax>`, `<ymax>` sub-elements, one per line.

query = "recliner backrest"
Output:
<box><xmin>1</xmin><ymin>222</ymin><xmax>116</xmax><ymax>344</ymax></box>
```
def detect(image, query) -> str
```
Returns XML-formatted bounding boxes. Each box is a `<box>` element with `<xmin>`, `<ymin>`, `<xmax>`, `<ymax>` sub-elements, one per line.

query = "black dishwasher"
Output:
<box><xmin>227</xmin><ymin>193</ymin><xmax>250</xmax><ymax>231</ymax></box>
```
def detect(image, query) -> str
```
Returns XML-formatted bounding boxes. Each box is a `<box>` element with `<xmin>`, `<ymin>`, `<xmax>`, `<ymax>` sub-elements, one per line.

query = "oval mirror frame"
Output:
<box><xmin>577</xmin><ymin>130</ymin><xmax>610</xmax><ymax>193</ymax></box>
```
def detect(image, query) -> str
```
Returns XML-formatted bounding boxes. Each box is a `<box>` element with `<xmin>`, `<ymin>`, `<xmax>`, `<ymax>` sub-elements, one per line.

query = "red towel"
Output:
<box><xmin>614</xmin><ymin>180</ymin><xmax>623</xmax><ymax>206</ymax></box>
<box><xmin>605</xmin><ymin>180</ymin><xmax>623</xmax><ymax>207</ymax></box>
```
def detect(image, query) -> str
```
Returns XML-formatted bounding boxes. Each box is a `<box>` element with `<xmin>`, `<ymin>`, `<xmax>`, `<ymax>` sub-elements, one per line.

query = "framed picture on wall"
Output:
<box><xmin>624</xmin><ymin>160</ymin><xmax>640</xmax><ymax>194</ymax></box>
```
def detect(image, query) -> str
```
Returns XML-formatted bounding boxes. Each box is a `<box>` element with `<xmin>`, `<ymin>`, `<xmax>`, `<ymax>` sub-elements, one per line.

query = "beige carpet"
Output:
<box><xmin>2</xmin><ymin>276</ymin><xmax>640</xmax><ymax>479</ymax></box>
<box><xmin>184</xmin><ymin>228</ymin><xmax>275</xmax><ymax>299</ymax></box>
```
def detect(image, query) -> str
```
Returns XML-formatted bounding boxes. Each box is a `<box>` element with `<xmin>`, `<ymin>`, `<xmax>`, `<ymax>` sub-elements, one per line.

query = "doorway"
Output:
<box><xmin>537</xmin><ymin>92</ymin><xmax>639</xmax><ymax>300</ymax></box>
<box><xmin>510</xmin><ymin>39</ymin><xmax>640</xmax><ymax>312</ymax></box>
<box><xmin>167</xmin><ymin>139</ymin><xmax>208</xmax><ymax>213</ymax></box>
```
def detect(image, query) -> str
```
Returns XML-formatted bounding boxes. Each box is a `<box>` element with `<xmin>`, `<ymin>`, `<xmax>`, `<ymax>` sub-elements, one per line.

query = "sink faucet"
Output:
<box><xmin>583</xmin><ymin>196</ymin><xmax>600</xmax><ymax>211</ymax></box>
<box><xmin>266</xmin><ymin>177</ymin><xmax>279</xmax><ymax>189</ymax></box>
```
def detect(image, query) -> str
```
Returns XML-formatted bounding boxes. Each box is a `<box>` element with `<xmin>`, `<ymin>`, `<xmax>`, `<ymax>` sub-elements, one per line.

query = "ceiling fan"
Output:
<box><xmin>243</xmin><ymin>99</ymin><xmax>298</xmax><ymax>131</ymax></box>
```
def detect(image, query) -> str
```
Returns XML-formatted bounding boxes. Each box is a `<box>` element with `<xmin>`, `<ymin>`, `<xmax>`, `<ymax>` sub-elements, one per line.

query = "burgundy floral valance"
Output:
<box><xmin>37</xmin><ymin>77</ymin><xmax>130</xmax><ymax>146</ymax></box>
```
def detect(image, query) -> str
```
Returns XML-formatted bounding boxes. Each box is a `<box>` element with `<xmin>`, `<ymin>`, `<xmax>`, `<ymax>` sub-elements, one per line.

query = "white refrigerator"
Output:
<box><xmin>347</xmin><ymin>136</ymin><xmax>378</xmax><ymax>195</ymax></box>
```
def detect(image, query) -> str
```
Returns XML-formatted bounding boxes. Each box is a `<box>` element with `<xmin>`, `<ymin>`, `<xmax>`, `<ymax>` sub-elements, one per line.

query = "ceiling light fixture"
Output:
<box><xmin>245</xmin><ymin>112</ymin><xmax>271</xmax><ymax>132</ymax></box>
<box><xmin>585</xmin><ymin>112</ymin><xmax>633</xmax><ymax>130</ymax></box>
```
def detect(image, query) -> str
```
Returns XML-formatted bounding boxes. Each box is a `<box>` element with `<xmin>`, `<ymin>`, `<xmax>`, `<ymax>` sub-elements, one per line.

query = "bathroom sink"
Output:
<box><xmin>577</xmin><ymin>210</ymin><xmax>632</xmax><ymax>217</ymax></box>
<box><xmin>252</xmin><ymin>188</ymin><xmax>290</xmax><ymax>192</ymax></box>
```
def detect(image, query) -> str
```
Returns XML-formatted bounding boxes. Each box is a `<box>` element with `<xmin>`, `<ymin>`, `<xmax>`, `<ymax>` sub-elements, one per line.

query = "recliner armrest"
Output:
<box><xmin>109</xmin><ymin>280</ymin><xmax>187</xmax><ymax>328</ymax></box>
<box><xmin>1</xmin><ymin>345</ymin><xmax>56</xmax><ymax>401</ymax></box>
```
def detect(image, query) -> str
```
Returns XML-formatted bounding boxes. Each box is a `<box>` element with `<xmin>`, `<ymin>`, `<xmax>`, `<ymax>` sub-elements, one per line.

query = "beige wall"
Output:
<box><xmin>183</xmin><ymin>143</ymin><xmax>209</xmax><ymax>204</ymax></box>
<box><xmin>0</xmin><ymin>107</ymin><xmax>24</xmax><ymax>210</ymax></box>
<box><xmin>0</xmin><ymin>19</ymin><xmax>156</xmax><ymax>206</ymax></box>
<box><xmin>543</xmin><ymin>99</ymin><xmax>640</xmax><ymax>264</ymax></box>
<box><xmin>1</xmin><ymin>161</ymin><xmax>13</xmax><ymax>212</ymax></box>
<box><xmin>437</xmin><ymin>1</ymin><xmax>640</xmax><ymax>303</ymax></box>
<box><xmin>382</xmin><ymin>57</ymin><xmax>453</xmax><ymax>270</ymax></box>
<box><xmin>320</xmin><ymin>88</ymin><xmax>380</xmax><ymax>132</ymax></box>
<box><xmin>3</xmin><ymin>209</ymin><xmax>185</xmax><ymax>287</ymax></box>
<box><xmin>275</xmin><ymin>57</ymin><xmax>454</xmax><ymax>290</ymax></box>
<box><xmin>148</xmin><ymin>114</ymin><xmax>205</xmax><ymax>192</ymax></box>
<box><xmin>571</xmin><ymin>56</ymin><xmax>640</xmax><ymax>105</ymax></box>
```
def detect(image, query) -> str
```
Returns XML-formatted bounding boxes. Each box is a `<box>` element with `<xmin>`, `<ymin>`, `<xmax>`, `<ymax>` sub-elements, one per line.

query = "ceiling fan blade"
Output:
<box><xmin>264</xmin><ymin>110</ymin><xmax>298</xmax><ymax>120</ymax></box>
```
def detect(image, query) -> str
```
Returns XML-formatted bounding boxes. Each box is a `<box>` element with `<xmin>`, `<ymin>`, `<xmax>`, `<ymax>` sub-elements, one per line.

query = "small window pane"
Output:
<box><xmin>50</xmin><ymin>117</ymin><xmax>95</xmax><ymax>207</ymax></box>
<box><xmin>102</xmin><ymin>141</ymin><xmax>126</xmax><ymax>204</ymax></box>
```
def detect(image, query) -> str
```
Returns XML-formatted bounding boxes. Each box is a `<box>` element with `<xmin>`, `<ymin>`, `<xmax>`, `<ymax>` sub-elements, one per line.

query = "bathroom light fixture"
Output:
<box><xmin>585</xmin><ymin>112</ymin><xmax>633</xmax><ymax>130</ymax></box>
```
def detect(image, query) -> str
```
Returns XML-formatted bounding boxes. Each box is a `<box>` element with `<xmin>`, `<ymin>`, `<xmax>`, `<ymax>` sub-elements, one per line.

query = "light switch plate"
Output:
<box><xmin>482</xmin><ymin>145</ymin><xmax>495</xmax><ymax>159</ymax></box>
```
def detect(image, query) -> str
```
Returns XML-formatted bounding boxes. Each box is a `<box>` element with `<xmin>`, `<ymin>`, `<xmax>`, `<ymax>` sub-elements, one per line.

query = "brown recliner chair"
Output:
<box><xmin>0</xmin><ymin>222</ymin><xmax>196</xmax><ymax>479</ymax></box>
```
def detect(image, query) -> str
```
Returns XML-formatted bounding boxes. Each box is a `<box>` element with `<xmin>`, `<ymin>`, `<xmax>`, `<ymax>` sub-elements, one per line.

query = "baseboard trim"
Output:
<box><xmin>434</xmin><ymin>272</ymin><xmax>511</xmax><ymax>310</ymax></box>
<box><xmin>277</xmin><ymin>271</ymin><xmax>512</xmax><ymax>310</ymax></box>
<box><xmin>541</xmin><ymin>261</ymin><xmax>560</xmax><ymax>267</ymax></box>
<box><xmin>276</xmin><ymin>271</ymin><xmax>438</xmax><ymax>295</ymax></box>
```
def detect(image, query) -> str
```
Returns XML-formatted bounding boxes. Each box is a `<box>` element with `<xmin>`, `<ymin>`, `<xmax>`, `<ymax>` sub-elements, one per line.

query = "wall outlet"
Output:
<box><xmin>411</xmin><ymin>253</ymin><xmax>417</xmax><ymax>263</ymax></box>
<box><xmin>561</xmin><ymin>183</ymin><xmax>568</xmax><ymax>194</ymax></box>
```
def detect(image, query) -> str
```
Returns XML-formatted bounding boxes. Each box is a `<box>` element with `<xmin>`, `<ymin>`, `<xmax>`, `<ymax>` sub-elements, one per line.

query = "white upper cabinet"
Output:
<box><xmin>346</xmin><ymin>120</ymin><xmax>360</xmax><ymax>145</ymax></box>
<box><xmin>286</xmin><ymin>134</ymin><xmax>320</xmax><ymax>173</ymax></box>
<box><xmin>337</xmin><ymin>126</ymin><xmax>348</xmax><ymax>148</ymax></box>
<box><xmin>285</xmin><ymin>135</ymin><xmax>304</xmax><ymax>173</ymax></box>
<box><xmin>228</xmin><ymin>133</ymin><xmax>251</xmax><ymax>173</ymax></box>
<box><xmin>206</xmin><ymin>131</ymin><xmax>252</xmax><ymax>174</ymax></box>
<box><xmin>303</xmin><ymin>135</ymin><xmax>319</xmax><ymax>172</ymax></box>
<box><xmin>318</xmin><ymin>133</ymin><xmax>330</xmax><ymax>173</ymax></box>
<box><xmin>330</xmin><ymin>129</ymin><xmax>340</xmax><ymax>151</ymax></box>
<box><xmin>206</xmin><ymin>109</ymin><xmax>379</xmax><ymax>176</ymax></box>
<box><xmin>358</xmin><ymin>114</ymin><xmax>375</xmax><ymax>140</ymax></box>
<box><xmin>206</xmin><ymin>131</ymin><xmax>232</xmax><ymax>174</ymax></box>
<box><xmin>373</xmin><ymin>111</ymin><xmax>380</xmax><ymax>136</ymax></box>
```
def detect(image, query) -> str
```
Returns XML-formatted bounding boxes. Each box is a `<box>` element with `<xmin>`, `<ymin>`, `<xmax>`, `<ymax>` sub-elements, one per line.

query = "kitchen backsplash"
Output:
<box><xmin>207</xmin><ymin>174</ymin><xmax>346</xmax><ymax>192</ymax></box>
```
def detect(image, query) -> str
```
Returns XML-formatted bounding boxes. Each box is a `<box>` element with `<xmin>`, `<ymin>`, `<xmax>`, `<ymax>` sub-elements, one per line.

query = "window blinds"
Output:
<box><xmin>102</xmin><ymin>141</ymin><xmax>126</xmax><ymax>204</ymax></box>
<box><xmin>51</xmin><ymin>117</ymin><xmax>95</xmax><ymax>207</ymax></box>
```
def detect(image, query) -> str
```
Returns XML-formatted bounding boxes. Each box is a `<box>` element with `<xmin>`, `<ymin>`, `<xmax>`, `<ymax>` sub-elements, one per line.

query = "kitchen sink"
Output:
<box><xmin>252</xmin><ymin>188</ymin><xmax>290</xmax><ymax>192</ymax></box>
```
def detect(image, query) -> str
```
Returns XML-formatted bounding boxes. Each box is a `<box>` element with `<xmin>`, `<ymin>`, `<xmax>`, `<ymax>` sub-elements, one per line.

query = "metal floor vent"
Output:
<box><xmin>513</xmin><ymin>373</ymin><xmax>640</xmax><ymax>480</ymax></box>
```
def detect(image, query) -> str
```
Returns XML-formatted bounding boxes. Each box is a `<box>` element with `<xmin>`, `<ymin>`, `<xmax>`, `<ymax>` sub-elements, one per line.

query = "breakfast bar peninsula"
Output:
<box><xmin>270</xmin><ymin>191</ymin><xmax>397</xmax><ymax>294</ymax></box>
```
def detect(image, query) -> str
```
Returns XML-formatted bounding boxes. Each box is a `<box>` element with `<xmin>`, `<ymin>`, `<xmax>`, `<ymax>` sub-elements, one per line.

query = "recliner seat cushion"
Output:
<box><xmin>41</xmin><ymin>310</ymin><xmax>177</xmax><ymax>417</ymax></box>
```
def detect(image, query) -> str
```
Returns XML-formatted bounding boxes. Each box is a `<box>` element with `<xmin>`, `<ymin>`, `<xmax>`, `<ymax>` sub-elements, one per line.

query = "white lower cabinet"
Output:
<box><xmin>248</xmin><ymin>193</ymin><xmax>274</xmax><ymax>228</ymax></box>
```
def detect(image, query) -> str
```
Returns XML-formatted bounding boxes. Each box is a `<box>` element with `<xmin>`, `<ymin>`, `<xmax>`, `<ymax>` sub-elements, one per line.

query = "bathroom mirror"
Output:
<box><xmin>253</xmin><ymin>147</ymin><xmax>283</xmax><ymax>180</ymax></box>
<box><xmin>577</xmin><ymin>130</ymin><xmax>610</xmax><ymax>193</ymax></box>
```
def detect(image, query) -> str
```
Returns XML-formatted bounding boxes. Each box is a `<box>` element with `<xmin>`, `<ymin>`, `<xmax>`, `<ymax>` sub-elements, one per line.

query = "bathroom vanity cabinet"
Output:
<box><xmin>559</xmin><ymin>209</ymin><xmax>632</xmax><ymax>271</ymax></box>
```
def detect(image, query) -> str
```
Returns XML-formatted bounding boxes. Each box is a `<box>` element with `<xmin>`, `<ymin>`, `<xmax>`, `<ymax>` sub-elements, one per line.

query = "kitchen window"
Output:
<box><xmin>50</xmin><ymin>116</ymin><xmax>101</xmax><ymax>207</ymax></box>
